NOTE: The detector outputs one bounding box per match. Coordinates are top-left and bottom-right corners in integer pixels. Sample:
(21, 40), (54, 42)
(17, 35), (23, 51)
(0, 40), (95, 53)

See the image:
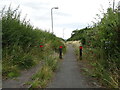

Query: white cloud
(1, 0), (120, 39)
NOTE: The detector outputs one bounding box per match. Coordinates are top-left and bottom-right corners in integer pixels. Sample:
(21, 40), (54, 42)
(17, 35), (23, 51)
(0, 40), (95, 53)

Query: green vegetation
(29, 55), (58, 88)
(1, 6), (66, 79)
(68, 7), (119, 88)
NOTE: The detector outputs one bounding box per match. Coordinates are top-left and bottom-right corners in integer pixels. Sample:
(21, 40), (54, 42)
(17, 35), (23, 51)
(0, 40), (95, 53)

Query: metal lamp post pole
(113, 0), (115, 11)
(51, 7), (58, 34)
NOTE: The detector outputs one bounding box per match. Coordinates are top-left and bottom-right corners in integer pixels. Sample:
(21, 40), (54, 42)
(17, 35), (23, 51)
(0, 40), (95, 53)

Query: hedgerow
(1, 6), (66, 79)
(68, 7), (119, 88)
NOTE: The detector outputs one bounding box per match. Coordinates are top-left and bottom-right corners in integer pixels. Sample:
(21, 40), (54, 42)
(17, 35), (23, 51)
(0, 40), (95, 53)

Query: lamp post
(63, 28), (65, 39)
(113, 0), (115, 11)
(51, 7), (58, 34)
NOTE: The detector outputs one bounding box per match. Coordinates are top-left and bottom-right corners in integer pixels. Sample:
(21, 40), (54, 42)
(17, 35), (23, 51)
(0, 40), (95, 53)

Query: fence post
(59, 46), (62, 59)
(79, 46), (82, 60)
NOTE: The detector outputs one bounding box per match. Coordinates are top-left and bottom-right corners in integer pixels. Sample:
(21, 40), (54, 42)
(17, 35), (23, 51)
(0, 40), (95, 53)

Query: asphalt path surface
(3, 44), (100, 88)
(47, 44), (97, 88)
(2, 62), (43, 88)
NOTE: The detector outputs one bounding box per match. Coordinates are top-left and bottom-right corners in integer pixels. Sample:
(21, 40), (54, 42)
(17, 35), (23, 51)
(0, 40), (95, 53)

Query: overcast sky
(0, 0), (120, 39)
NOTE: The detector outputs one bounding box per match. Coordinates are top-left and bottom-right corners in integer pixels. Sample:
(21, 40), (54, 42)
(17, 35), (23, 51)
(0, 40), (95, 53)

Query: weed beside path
(2, 6), (66, 88)
(70, 41), (119, 88)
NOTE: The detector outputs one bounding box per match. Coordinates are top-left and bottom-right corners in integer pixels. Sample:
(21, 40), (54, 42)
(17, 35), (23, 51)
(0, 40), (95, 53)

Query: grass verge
(26, 55), (59, 88)
(70, 41), (119, 88)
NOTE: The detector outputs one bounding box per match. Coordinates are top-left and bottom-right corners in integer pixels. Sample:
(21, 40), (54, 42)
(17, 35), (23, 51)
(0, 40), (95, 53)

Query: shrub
(1, 6), (66, 79)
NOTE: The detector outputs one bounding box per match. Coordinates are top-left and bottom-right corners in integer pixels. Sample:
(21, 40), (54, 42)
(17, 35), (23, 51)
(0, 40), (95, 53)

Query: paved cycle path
(2, 62), (43, 88)
(47, 44), (97, 88)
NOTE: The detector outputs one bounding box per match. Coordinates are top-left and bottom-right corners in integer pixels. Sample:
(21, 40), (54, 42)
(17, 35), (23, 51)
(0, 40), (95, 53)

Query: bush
(1, 6), (66, 79)
(67, 6), (119, 88)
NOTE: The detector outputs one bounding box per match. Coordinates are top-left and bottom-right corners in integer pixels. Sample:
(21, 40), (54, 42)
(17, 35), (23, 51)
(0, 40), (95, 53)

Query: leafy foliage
(1, 6), (66, 79)
(68, 8), (119, 88)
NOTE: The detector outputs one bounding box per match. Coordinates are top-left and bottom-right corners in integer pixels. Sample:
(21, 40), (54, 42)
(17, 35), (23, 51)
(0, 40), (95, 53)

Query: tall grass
(1, 6), (66, 79)
(30, 55), (59, 88)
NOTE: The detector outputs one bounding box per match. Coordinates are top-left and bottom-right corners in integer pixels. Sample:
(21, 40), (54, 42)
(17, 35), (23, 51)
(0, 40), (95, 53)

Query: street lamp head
(53, 7), (59, 9)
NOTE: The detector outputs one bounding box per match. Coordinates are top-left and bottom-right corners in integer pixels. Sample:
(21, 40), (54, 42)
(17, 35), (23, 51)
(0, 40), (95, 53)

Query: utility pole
(63, 28), (65, 39)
